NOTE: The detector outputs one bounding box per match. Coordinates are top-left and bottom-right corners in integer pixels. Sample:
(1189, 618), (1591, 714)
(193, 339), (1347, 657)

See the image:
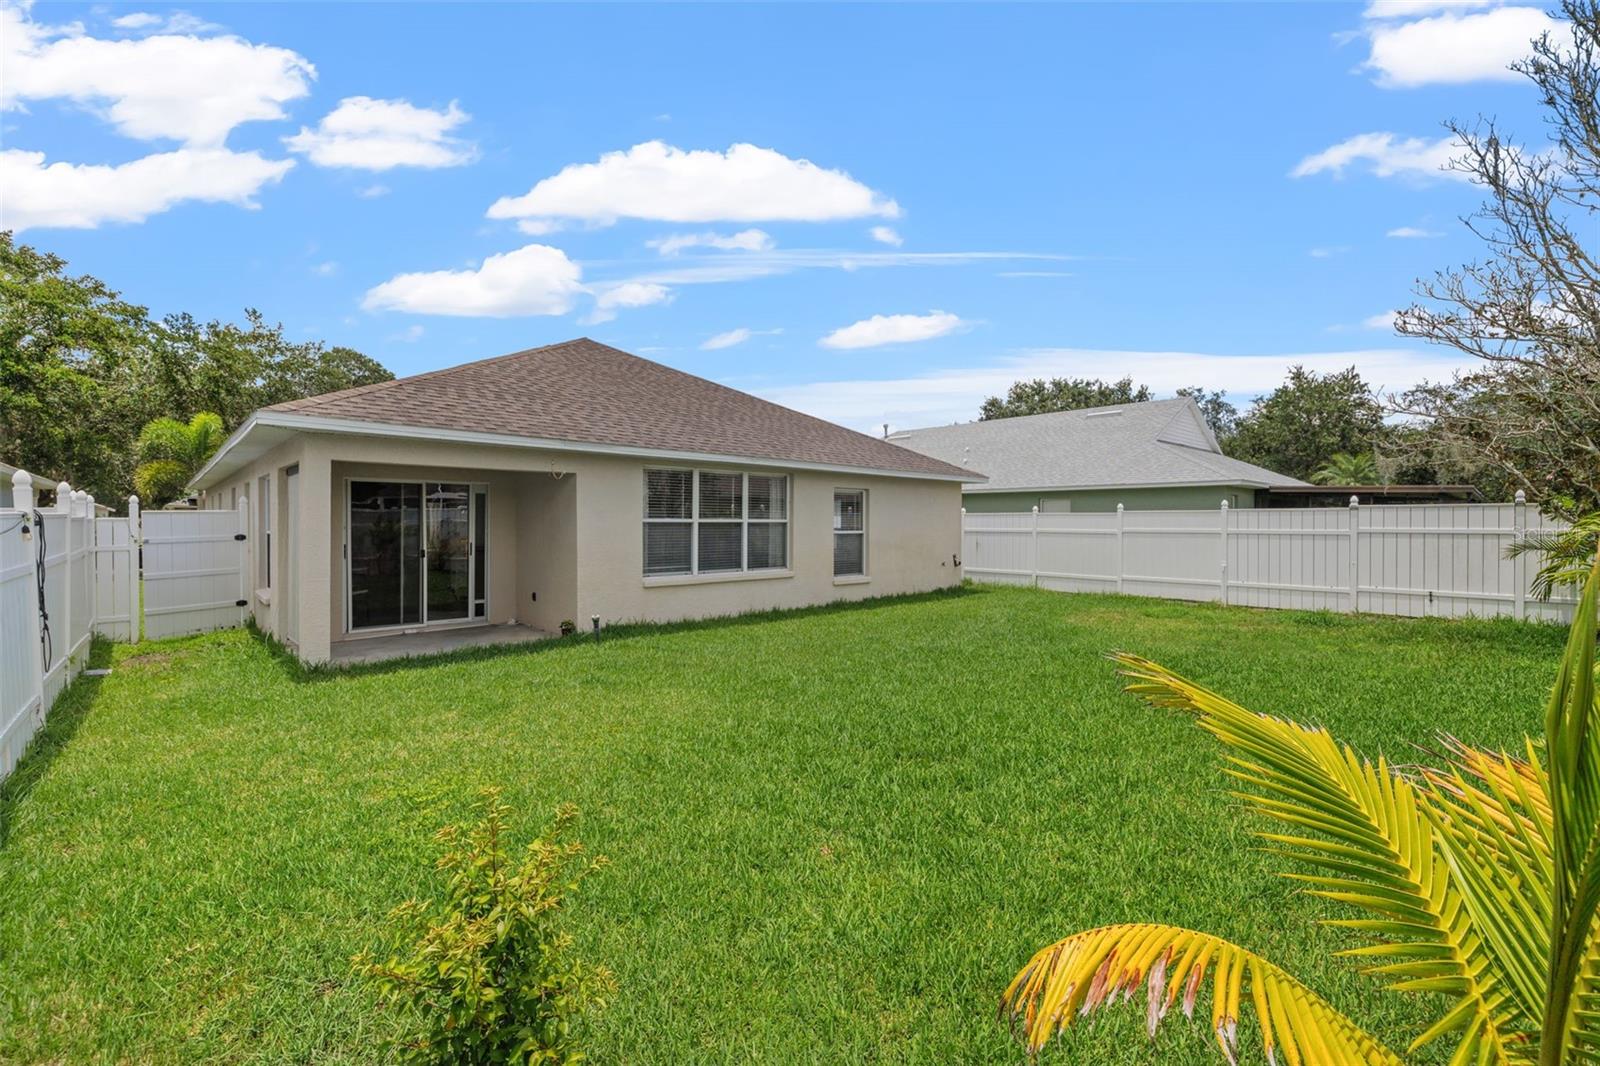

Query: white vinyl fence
(1, 468), (250, 784)
(963, 493), (1578, 623)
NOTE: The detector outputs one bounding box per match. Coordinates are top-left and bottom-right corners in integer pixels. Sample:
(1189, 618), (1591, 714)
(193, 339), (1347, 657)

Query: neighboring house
(889, 397), (1305, 513)
(0, 462), (15, 509)
(189, 338), (975, 664)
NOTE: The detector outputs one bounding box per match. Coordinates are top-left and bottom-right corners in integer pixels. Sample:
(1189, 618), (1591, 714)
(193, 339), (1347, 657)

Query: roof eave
(960, 478), (1284, 493)
(191, 411), (980, 489)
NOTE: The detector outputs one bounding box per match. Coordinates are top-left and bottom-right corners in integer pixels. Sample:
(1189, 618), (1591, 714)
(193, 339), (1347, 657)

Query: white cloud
(356, 183), (390, 199)
(516, 218), (565, 235)
(1, 6), (314, 146)
(362, 244), (585, 318)
(701, 327), (782, 351)
(999, 271), (1074, 278)
(1386, 225), (1442, 238)
(390, 324), (425, 342)
(869, 225), (903, 247)
(0, 147), (293, 230)
(1363, 6), (1565, 87)
(583, 281), (673, 323)
(486, 141), (900, 226)
(1308, 245), (1351, 259)
(602, 248), (1075, 290)
(1362, 0), (1491, 17)
(645, 228), (774, 256)
(1292, 132), (1463, 181)
(110, 12), (163, 29)
(284, 96), (476, 170)
(312, 260), (338, 276)
(1363, 311), (1399, 330)
(759, 347), (1476, 434)
(819, 311), (966, 351)
(111, 11), (219, 35)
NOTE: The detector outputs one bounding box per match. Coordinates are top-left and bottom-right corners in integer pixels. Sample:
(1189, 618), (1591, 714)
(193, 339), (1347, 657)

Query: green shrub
(355, 789), (613, 1064)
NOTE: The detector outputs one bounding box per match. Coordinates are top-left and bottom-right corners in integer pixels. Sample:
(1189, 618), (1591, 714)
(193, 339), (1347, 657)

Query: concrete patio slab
(330, 623), (554, 666)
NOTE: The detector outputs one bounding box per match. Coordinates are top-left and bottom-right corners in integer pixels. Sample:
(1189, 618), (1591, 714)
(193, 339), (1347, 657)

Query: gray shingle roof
(889, 398), (1307, 491)
(263, 338), (972, 479)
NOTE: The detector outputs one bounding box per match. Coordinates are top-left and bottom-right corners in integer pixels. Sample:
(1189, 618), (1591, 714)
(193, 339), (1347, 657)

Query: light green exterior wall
(962, 485), (1257, 513)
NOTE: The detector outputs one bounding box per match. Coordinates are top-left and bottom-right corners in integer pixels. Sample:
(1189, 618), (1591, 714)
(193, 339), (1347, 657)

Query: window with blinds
(643, 469), (789, 577)
(833, 490), (866, 576)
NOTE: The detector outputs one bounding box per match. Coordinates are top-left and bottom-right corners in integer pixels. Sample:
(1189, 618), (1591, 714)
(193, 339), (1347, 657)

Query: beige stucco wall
(200, 431), (964, 663)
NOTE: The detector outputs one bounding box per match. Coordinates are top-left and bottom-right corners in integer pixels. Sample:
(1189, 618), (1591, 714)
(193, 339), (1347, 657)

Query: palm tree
(1001, 557), (1600, 1064)
(1310, 451), (1380, 485)
(133, 411), (224, 506)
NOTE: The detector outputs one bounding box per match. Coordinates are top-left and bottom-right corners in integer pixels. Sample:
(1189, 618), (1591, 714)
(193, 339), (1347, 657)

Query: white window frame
(643, 468), (791, 579)
(833, 488), (868, 580)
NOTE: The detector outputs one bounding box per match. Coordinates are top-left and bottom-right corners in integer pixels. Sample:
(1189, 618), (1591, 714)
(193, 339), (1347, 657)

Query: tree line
(0, 233), (393, 504)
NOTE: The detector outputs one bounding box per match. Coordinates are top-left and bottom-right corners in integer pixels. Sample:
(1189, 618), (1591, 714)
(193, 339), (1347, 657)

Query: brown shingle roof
(264, 337), (971, 479)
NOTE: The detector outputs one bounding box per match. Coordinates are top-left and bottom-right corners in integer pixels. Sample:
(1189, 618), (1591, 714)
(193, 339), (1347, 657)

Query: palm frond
(1113, 653), (1531, 1058)
(1506, 515), (1599, 602)
(1538, 556), (1600, 1063)
(1000, 923), (1405, 1065)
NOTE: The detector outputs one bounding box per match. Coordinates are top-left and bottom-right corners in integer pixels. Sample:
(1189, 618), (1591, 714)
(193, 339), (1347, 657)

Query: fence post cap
(11, 468), (31, 489)
(1349, 495), (1360, 507)
(1220, 499), (1229, 510)
(1031, 505), (1039, 514)
(1515, 489), (1527, 503)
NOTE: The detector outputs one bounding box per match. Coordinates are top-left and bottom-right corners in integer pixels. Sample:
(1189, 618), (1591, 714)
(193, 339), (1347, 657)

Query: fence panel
(94, 515), (137, 641)
(0, 506), (41, 780)
(140, 508), (248, 639)
(964, 496), (1578, 623)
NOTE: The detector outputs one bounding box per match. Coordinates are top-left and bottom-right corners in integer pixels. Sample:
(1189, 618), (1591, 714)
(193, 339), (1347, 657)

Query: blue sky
(2, 1), (1563, 432)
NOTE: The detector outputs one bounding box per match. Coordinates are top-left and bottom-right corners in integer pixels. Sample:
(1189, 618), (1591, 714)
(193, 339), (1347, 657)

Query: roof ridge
(898, 396), (1190, 437)
(267, 337), (589, 414)
(576, 338), (940, 461)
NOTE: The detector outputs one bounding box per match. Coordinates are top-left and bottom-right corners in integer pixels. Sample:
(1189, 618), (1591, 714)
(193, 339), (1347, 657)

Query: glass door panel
(425, 482), (471, 622)
(472, 489), (487, 618)
(349, 481), (421, 629)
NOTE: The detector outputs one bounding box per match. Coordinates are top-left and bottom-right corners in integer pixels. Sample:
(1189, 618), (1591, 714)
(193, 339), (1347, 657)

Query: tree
(1, 233), (393, 502)
(133, 412), (225, 507)
(1175, 386), (1238, 440)
(1310, 451), (1379, 485)
(979, 376), (1152, 420)
(0, 232), (156, 501)
(1002, 557), (1600, 1064)
(1224, 366), (1387, 481)
(149, 309), (392, 429)
(1392, 0), (1600, 513)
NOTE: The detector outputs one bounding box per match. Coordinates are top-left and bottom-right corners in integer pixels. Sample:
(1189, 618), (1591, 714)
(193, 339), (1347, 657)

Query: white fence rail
(963, 493), (1578, 623)
(2, 468), (249, 785)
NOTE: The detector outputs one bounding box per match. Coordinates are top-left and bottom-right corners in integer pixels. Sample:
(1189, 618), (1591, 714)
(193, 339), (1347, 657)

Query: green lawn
(0, 585), (1569, 1064)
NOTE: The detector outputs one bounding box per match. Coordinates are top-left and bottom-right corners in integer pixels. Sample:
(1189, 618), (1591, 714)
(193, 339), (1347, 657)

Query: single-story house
(189, 338), (975, 664)
(888, 396), (1305, 512)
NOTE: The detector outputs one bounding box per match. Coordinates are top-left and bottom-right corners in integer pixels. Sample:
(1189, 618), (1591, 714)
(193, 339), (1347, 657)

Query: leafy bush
(355, 789), (613, 1064)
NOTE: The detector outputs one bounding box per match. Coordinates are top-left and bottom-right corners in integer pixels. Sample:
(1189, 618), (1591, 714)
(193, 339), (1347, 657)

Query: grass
(0, 585), (1570, 1064)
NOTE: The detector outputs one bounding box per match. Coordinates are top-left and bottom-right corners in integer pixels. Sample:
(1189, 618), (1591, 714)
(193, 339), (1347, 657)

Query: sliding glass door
(425, 483), (471, 622)
(347, 480), (484, 631)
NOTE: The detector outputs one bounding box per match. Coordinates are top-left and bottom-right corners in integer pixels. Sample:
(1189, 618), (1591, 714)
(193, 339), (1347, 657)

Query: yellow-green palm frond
(1000, 923), (1405, 1065)
(1538, 556), (1600, 1062)
(1112, 653), (1530, 1059)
